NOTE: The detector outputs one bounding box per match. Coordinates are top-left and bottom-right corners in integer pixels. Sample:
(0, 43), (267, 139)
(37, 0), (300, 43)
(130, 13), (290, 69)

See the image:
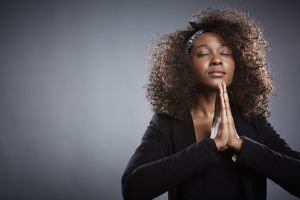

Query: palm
(211, 82), (240, 151)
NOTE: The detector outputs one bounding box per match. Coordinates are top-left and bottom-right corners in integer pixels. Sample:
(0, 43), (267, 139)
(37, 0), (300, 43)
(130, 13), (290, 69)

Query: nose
(210, 54), (222, 66)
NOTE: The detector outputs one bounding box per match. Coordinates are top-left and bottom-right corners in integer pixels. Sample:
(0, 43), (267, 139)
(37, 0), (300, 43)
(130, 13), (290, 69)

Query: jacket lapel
(171, 113), (196, 153)
(233, 112), (259, 141)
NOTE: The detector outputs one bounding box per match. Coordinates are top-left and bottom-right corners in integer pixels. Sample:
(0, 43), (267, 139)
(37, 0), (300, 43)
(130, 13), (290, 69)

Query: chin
(210, 78), (233, 87)
(209, 79), (224, 88)
(197, 79), (231, 91)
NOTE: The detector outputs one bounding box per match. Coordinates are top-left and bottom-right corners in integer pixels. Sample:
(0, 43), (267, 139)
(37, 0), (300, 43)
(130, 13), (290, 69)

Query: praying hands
(212, 82), (243, 152)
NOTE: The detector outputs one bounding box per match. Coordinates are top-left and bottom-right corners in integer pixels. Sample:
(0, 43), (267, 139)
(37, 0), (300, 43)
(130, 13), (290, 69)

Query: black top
(121, 112), (300, 200)
(181, 148), (243, 200)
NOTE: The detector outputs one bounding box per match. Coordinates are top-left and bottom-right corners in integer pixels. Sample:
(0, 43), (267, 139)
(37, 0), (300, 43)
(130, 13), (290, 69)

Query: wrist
(229, 137), (243, 152)
(213, 138), (221, 150)
(213, 138), (227, 151)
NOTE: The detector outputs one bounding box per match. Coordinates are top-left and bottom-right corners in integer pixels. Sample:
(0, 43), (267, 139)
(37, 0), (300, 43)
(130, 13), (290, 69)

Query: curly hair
(144, 8), (274, 121)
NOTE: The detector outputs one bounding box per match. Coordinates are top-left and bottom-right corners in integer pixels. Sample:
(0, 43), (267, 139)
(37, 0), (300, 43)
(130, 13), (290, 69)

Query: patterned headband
(185, 29), (205, 56)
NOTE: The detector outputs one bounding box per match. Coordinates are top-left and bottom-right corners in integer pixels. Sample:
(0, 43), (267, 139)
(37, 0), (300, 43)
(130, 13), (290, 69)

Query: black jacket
(121, 112), (300, 200)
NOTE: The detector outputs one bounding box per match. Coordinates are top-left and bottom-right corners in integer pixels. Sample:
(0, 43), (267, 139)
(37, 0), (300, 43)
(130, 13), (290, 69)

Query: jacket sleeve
(121, 113), (220, 200)
(235, 117), (300, 198)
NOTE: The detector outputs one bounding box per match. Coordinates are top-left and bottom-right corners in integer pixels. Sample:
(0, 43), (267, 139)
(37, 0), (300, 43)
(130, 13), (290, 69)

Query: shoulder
(250, 116), (272, 135)
(149, 112), (173, 133)
(141, 112), (174, 150)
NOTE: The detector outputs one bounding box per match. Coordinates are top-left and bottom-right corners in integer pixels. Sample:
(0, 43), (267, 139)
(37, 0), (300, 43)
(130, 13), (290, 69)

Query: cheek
(191, 59), (209, 72)
(230, 64), (235, 77)
(227, 59), (235, 75)
(226, 60), (235, 83)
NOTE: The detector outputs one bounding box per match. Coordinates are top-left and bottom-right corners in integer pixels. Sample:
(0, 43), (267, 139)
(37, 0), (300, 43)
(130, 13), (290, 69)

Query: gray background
(0, 0), (299, 199)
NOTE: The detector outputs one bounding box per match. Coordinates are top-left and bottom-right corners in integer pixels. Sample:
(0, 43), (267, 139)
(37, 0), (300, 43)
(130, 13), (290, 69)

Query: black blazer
(121, 111), (300, 200)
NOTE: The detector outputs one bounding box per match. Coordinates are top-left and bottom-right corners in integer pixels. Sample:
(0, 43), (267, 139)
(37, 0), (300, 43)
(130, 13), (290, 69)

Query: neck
(191, 90), (217, 120)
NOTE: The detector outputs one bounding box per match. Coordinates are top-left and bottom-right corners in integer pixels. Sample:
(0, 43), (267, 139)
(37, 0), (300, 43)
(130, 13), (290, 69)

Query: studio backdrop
(0, 0), (299, 199)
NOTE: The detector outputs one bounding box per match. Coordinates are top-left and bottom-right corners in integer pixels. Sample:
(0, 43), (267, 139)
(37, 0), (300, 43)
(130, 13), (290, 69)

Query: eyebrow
(195, 44), (228, 50)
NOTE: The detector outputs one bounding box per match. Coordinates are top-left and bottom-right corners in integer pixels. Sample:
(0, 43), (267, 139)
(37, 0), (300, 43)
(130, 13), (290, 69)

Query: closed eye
(220, 52), (232, 56)
(196, 53), (210, 57)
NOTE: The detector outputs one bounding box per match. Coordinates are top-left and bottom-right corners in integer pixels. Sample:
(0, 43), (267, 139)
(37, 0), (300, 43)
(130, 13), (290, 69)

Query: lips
(208, 69), (226, 74)
(208, 69), (226, 77)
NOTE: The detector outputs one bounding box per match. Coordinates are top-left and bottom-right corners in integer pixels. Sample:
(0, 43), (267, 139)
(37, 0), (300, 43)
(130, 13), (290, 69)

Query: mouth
(208, 70), (226, 77)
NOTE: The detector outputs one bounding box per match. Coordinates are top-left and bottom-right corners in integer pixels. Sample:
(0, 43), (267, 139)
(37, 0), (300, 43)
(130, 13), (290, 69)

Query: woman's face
(189, 32), (235, 91)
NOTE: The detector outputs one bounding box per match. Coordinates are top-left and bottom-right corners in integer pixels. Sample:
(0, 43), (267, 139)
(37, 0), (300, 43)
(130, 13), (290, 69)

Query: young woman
(121, 8), (300, 200)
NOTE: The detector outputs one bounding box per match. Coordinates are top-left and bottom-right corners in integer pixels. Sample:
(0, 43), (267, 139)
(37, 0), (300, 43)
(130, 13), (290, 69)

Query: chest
(192, 117), (212, 142)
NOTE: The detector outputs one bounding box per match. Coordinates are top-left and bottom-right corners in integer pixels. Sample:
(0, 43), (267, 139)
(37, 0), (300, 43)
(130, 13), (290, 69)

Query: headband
(185, 29), (205, 56)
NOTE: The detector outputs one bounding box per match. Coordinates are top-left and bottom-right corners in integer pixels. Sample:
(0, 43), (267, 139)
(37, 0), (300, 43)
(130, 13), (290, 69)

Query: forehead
(194, 32), (226, 47)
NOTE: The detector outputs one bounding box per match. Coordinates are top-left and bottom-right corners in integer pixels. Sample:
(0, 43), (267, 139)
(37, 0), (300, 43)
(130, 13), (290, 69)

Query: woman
(121, 8), (300, 200)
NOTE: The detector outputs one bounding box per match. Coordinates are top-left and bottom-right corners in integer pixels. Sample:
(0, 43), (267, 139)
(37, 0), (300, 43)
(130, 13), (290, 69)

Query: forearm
(235, 136), (300, 197)
(230, 137), (243, 152)
(122, 138), (220, 200)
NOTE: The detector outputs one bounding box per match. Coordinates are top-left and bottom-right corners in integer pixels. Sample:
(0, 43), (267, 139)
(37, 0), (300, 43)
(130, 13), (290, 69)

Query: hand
(213, 82), (243, 152)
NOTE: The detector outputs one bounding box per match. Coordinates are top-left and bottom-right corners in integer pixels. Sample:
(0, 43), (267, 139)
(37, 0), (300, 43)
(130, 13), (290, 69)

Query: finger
(223, 82), (237, 131)
(219, 82), (227, 127)
(222, 82), (233, 124)
(223, 82), (233, 117)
